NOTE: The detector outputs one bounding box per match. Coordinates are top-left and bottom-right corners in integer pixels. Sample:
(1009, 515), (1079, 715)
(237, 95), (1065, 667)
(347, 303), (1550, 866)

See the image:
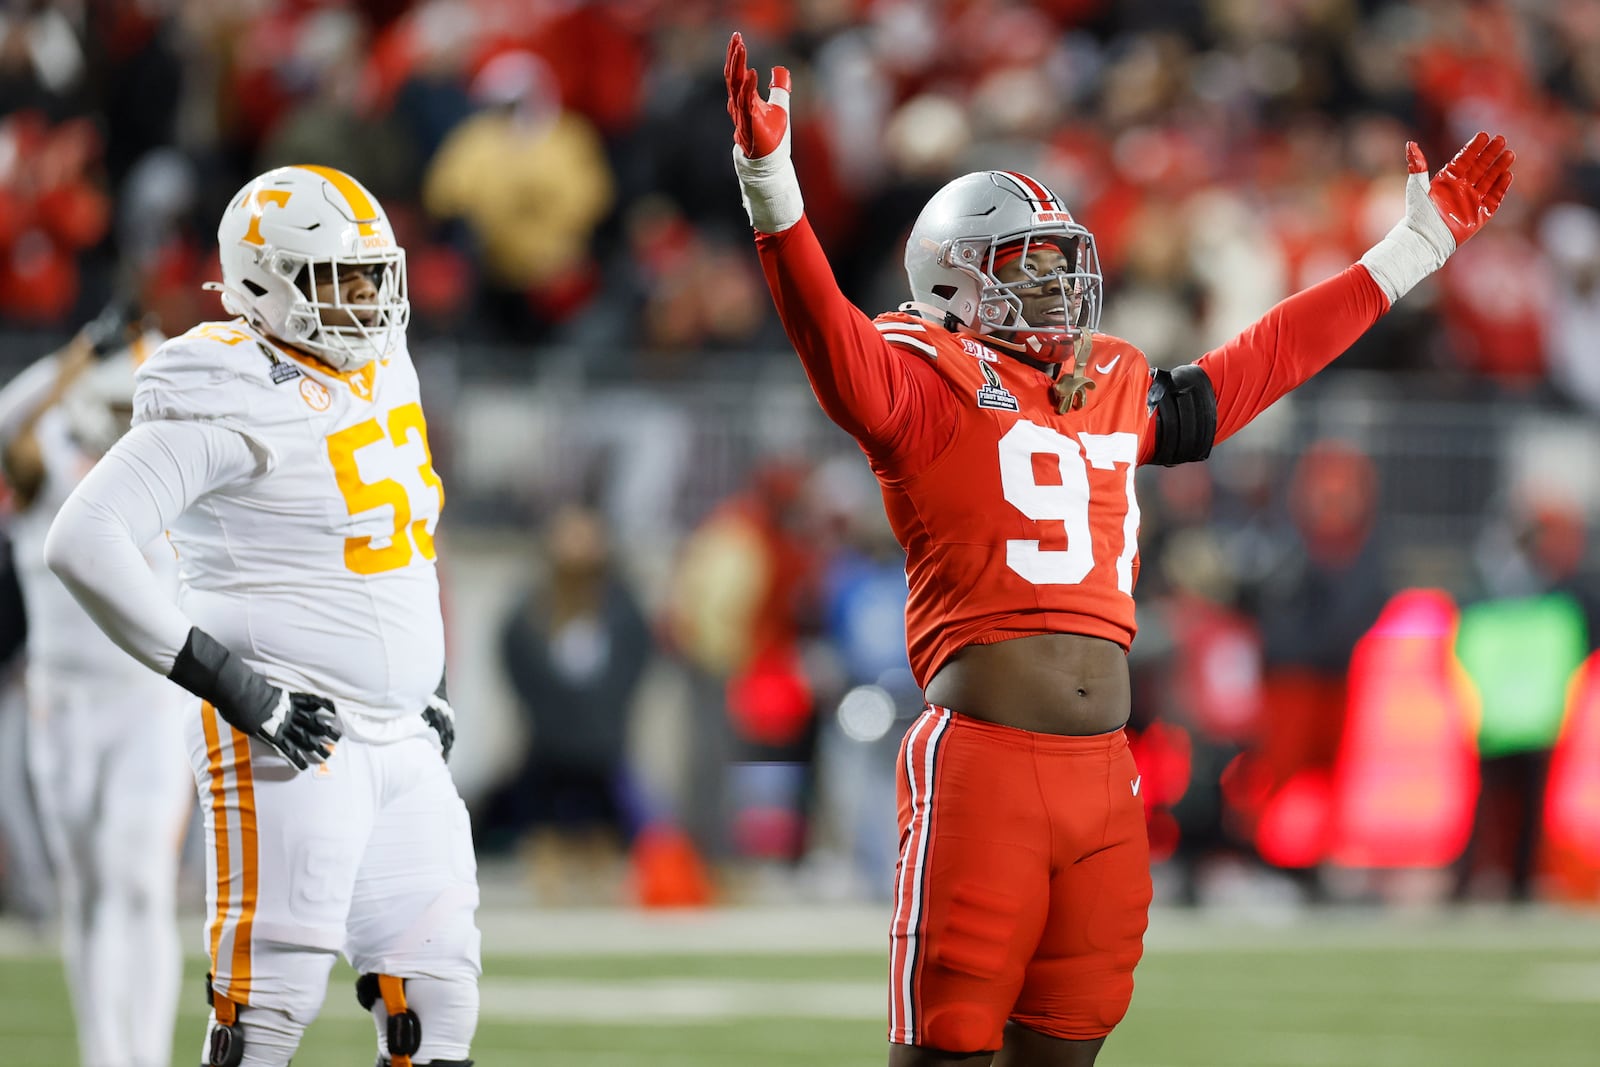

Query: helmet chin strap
(980, 327), (1097, 413)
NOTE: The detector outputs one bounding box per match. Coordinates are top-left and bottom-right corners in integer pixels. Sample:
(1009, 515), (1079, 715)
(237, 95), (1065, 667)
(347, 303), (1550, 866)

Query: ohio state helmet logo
(995, 171), (1069, 216)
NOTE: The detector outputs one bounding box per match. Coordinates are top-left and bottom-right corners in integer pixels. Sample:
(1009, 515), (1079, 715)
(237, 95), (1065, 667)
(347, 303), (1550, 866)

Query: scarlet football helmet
(904, 171), (1101, 361)
(209, 165), (408, 370)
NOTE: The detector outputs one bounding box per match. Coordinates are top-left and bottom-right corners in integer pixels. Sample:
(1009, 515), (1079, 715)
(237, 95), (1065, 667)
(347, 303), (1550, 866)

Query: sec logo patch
(300, 377), (331, 411)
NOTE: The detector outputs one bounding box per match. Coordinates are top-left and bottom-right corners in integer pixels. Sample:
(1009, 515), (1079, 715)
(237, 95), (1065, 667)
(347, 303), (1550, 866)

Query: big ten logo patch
(960, 337), (999, 363)
(300, 377), (332, 411)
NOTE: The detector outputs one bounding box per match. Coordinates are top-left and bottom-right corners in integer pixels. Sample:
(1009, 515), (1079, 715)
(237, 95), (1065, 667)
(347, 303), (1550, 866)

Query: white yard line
(1526, 962), (1600, 1002)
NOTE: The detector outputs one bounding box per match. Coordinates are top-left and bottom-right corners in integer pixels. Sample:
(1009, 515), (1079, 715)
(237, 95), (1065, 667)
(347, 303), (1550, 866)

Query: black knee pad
(206, 1024), (244, 1067)
(204, 973), (245, 1067)
(355, 970), (380, 1011)
(357, 973), (423, 1061)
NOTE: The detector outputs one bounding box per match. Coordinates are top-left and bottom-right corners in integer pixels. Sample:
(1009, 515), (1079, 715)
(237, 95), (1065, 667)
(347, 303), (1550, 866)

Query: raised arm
(0, 343), (86, 507)
(0, 300), (159, 505)
(1142, 134), (1514, 465)
(727, 32), (955, 466)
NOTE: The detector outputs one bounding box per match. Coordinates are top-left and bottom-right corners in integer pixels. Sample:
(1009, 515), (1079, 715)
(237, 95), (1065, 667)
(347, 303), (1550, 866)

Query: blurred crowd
(3, 0), (1600, 912)
(465, 416), (1600, 907)
(0, 0), (1598, 393)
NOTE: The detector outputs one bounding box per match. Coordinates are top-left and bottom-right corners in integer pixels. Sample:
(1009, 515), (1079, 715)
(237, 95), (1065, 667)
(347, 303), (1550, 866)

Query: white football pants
(26, 668), (192, 1067)
(187, 701), (481, 1066)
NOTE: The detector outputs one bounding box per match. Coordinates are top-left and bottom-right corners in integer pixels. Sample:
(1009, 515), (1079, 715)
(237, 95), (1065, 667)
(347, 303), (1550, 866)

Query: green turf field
(5, 906), (1598, 1066)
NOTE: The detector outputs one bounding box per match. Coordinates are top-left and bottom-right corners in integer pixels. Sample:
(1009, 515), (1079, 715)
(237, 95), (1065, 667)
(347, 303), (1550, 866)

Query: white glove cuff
(1358, 171), (1457, 305)
(732, 137), (804, 235)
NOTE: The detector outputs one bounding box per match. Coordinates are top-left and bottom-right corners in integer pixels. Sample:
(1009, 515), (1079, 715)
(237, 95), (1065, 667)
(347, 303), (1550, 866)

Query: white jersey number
(327, 402), (445, 575)
(997, 420), (1139, 592)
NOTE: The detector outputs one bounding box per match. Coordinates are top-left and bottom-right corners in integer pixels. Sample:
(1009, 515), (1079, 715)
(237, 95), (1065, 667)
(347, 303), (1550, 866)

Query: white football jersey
(134, 318), (446, 740)
(11, 407), (179, 678)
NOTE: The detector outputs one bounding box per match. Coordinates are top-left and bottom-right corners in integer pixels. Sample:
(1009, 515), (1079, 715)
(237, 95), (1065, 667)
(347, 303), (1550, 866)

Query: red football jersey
(869, 313), (1151, 684)
(753, 217), (1390, 689)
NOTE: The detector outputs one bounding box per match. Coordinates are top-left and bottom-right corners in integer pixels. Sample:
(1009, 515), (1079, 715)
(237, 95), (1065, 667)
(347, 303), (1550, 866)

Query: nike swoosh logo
(1095, 354), (1121, 374)
(1131, 775), (1141, 796)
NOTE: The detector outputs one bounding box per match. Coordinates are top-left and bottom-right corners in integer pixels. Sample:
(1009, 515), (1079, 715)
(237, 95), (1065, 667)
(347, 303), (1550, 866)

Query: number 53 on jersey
(326, 401), (444, 575)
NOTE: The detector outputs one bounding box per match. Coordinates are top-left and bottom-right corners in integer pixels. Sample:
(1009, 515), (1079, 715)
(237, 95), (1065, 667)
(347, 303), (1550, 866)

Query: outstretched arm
(1141, 134), (1515, 464)
(1193, 264), (1391, 449)
(727, 32), (955, 466)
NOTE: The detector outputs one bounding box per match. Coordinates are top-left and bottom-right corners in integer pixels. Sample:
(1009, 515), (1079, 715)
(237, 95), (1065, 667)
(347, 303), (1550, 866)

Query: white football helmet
(208, 165), (408, 370)
(904, 171), (1101, 361)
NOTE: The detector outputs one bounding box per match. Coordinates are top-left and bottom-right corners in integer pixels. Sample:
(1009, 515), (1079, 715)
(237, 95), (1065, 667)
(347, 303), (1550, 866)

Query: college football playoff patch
(977, 361), (1020, 412)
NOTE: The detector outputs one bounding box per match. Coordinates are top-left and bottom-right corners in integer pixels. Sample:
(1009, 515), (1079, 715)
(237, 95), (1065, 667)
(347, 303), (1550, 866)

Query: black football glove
(250, 690), (342, 769)
(169, 628), (341, 770)
(422, 672), (455, 761)
(81, 297), (143, 359)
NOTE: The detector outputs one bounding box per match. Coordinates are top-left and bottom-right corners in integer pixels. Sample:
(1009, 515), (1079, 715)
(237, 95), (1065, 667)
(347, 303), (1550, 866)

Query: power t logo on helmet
(208, 165), (410, 371)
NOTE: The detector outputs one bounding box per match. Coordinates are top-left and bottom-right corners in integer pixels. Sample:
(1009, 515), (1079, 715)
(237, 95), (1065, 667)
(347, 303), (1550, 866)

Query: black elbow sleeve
(1147, 364), (1218, 467)
(168, 626), (275, 728)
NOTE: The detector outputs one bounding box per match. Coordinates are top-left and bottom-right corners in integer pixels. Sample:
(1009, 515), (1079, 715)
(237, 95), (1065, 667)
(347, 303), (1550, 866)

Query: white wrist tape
(1358, 169), (1456, 304)
(731, 103), (803, 235)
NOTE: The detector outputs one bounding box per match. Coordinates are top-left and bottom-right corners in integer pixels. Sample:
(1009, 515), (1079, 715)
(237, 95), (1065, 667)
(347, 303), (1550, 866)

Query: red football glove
(1362, 131), (1515, 304)
(1410, 132), (1515, 250)
(725, 31), (791, 160)
(724, 31), (803, 233)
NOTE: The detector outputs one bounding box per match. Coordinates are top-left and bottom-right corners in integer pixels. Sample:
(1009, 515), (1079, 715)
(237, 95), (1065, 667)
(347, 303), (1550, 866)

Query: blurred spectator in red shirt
(1437, 214), (1552, 389)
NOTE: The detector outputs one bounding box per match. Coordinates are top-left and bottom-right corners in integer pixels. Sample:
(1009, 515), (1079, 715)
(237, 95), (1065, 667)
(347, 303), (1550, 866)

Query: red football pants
(888, 706), (1151, 1053)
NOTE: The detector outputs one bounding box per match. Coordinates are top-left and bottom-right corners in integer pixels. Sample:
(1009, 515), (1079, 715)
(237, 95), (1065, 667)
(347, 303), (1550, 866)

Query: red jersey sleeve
(1196, 264), (1391, 446)
(754, 218), (957, 469)
(1137, 263), (1392, 463)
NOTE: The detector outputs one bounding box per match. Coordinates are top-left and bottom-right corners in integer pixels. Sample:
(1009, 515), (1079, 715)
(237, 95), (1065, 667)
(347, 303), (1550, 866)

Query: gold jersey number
(326, 402), (445, 575)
